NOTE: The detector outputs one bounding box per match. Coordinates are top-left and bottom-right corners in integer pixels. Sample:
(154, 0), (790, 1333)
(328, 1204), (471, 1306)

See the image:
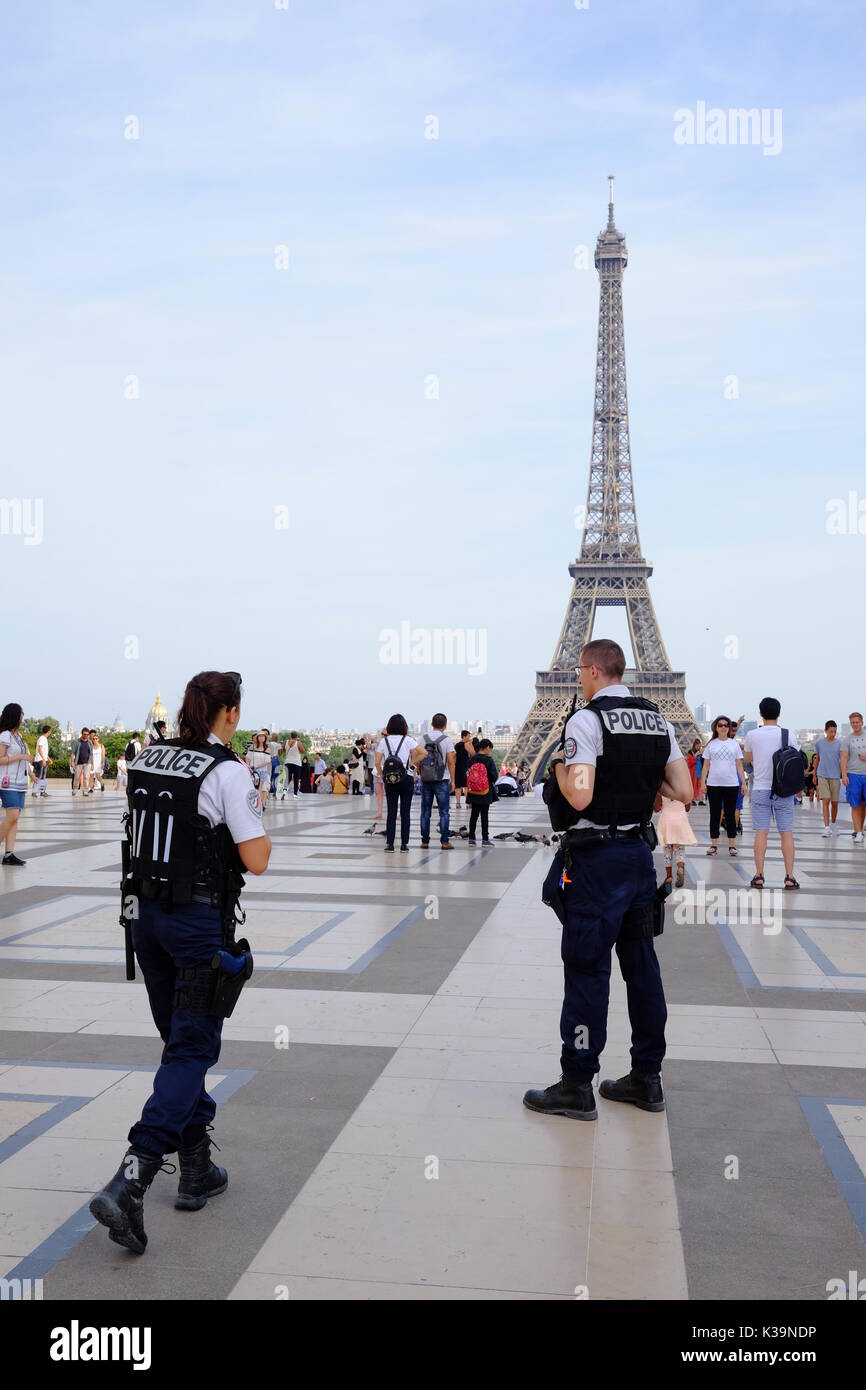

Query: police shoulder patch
(564, 737), (577, 759)
(248, 789), (262, 816)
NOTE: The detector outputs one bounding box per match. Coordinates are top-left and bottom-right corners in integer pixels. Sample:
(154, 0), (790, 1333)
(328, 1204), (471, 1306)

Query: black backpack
(771, 729), (806, 798)
(124, 739), (138, 762)
(382, 736), (408, 787)
(419, 733), (447, 783)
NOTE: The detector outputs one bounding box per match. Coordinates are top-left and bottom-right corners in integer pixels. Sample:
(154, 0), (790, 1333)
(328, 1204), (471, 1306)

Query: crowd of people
(656, 703), (866, 891)
(2, 696), (865, 878)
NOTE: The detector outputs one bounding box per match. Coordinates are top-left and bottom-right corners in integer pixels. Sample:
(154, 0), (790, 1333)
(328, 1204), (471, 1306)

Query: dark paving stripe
(40, 1040), (394, 1301)
(664, 1059), (866, 1299)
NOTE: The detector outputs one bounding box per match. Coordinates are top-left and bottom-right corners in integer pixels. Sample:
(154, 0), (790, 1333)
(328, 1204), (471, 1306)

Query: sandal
(729, 846), (738, 857)
(750, 874), (765, 889)
(784, 875), (800, 890)
(706, 846), (717, 856)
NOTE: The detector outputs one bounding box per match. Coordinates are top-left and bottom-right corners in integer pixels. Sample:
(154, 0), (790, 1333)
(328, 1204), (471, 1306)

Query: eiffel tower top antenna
(608, 174), (615, 226)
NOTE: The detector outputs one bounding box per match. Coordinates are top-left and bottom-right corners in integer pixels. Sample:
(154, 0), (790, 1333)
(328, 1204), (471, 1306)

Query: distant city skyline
(3, 1), (864, 729)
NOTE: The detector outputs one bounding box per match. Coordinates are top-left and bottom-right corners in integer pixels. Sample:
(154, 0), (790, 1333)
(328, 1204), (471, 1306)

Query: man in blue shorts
(743, 697), (799, 890)
(841, 712), (866, 844)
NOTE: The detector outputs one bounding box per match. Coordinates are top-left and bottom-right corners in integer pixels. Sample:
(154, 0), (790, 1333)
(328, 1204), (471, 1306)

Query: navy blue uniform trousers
(129, 900), (224, 1157)
(557, 838), (667, 1082)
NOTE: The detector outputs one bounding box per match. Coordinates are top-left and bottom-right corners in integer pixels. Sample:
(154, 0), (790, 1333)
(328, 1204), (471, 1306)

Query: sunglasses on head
(224, 672), (242, 704)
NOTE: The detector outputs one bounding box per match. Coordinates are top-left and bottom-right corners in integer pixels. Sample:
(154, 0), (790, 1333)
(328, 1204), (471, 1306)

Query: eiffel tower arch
(509, 181), (700, 781)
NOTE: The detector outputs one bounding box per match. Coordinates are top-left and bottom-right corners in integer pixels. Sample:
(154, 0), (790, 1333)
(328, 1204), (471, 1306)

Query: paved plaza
(1, 789), (865, 1301)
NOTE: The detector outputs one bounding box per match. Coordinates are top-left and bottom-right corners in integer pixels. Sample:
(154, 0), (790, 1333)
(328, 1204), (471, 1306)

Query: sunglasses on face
(224, 672), (242, 704)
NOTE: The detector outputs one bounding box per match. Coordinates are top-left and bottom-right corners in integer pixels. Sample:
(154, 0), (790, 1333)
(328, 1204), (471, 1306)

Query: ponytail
(177, 671), (240, 747)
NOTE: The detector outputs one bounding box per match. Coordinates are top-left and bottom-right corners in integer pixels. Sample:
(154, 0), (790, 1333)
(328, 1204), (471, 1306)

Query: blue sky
(2, 0), (864, 733)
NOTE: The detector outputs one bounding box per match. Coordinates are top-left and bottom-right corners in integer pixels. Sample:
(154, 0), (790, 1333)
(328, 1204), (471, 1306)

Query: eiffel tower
(509, 180), (700, 780)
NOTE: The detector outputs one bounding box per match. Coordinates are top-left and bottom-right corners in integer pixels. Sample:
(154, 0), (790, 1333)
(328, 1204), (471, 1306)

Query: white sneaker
(821, 826), (831, 837)
(855, 832), (864, 843)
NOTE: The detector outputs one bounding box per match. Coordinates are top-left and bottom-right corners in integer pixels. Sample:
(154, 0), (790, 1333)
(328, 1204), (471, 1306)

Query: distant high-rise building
(695, 702), (710, 725)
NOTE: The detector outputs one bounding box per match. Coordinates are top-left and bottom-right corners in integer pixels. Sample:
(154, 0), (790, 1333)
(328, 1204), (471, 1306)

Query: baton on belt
(120, 836), (136, 981)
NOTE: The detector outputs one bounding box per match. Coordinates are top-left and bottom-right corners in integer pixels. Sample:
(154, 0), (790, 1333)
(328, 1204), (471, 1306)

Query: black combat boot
(175, 1132), (228, 1212)
(89, 1148), (168, 1254)
(523, 1075), (597, 1121)
(599, 1068), (665, 1113)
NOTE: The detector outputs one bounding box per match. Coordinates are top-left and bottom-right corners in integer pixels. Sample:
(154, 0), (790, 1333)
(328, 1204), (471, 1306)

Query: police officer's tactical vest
(580, 695), (670, 832)
(124, 739), (246, 911)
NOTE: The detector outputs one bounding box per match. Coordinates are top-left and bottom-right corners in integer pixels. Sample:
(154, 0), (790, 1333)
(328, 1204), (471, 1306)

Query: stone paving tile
(3, 793), (866, 1302)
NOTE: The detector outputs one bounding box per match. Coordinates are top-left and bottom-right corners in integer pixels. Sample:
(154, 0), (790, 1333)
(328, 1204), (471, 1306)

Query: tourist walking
(686, 738), (704, 804)
(454, 731), (473, 812)
(90, 732), (107, 792)
(414, 714), (455, 849)
(841, 712), (866, 842)
(699, 716), (745, 858)
(804, 752), (819, 807)
(466, 739), (498, 846)
(375, 716), (417, 852)
(115, 753), (128, 793)
(348, 737), (367, 795)
(656, 792), (696, 889)
(0, 703), (32, 865)
(283, 732), (304, 798)
(33, 724), (52, 796)
(70, 727), (93, 796)
(743, 698), (803, 889)
(371, 729), (385, 819)
(246, 732), (273, 811)
(816, 720), (842, 836)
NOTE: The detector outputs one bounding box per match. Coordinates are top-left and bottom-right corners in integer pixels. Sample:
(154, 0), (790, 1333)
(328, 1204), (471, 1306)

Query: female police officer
(89, 670), (271, 1254)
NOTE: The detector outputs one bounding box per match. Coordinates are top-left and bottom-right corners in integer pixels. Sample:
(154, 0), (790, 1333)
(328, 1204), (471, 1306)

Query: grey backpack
(419, 733), (447, 783)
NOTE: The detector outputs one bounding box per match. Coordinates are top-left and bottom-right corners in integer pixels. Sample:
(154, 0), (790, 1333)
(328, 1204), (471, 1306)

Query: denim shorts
(846, 774), (866, 808)
(751, 788), (795, 831)
(0, 789), (26, 809)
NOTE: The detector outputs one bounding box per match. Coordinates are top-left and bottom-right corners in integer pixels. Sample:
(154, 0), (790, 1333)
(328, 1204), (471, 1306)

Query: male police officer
(524, 639), (692, 1120)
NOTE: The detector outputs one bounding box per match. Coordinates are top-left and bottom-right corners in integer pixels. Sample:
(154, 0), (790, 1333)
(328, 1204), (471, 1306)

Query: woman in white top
(282, 732), (304, 799)
(90, 734), (106, 792)
(699, 715), (746, 857)
(0, 702), (33, 865)
(374, 714), (418, 852)
(246, 731), (273, 811)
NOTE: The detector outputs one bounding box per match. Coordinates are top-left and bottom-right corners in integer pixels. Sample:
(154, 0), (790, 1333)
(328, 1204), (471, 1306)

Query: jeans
(420, 778), (451, 843)
(129, 900), (224, 1156)
(385, 777), (414, 848)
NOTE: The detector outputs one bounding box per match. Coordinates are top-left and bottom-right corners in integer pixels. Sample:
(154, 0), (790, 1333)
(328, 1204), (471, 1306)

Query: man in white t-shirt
(743, 697), (799, 889)
(411, 713), (456, 848)
(34, 724), (52, 796)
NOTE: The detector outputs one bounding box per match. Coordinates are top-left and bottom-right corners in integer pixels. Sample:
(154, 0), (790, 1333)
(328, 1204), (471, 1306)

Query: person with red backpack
(466, 739), (498, 846)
